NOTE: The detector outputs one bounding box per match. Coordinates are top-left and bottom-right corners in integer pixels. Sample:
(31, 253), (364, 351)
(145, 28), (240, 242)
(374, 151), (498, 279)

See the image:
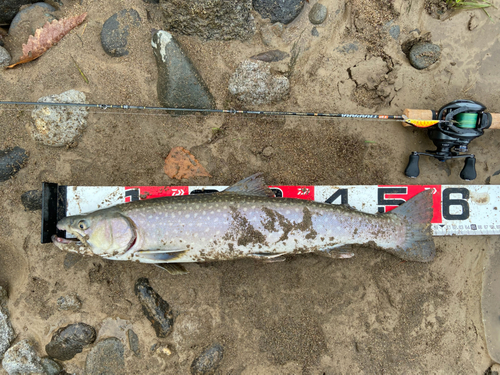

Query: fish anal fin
(155, 263), (188, 275)
(222, 173), (275, 197)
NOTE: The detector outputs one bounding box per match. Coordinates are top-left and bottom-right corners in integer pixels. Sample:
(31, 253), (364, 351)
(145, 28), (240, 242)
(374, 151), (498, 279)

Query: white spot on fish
(286, 210), (290, 215)
(185, 214), (190, 218)
(216, 230), (220, 235)
(148, 215), (153, 219)
(194, 213), (198, 218)
(205, 228), (210, 232)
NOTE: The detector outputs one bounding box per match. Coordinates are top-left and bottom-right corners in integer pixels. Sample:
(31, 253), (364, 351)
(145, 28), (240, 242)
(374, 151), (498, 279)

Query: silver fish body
(53, 174), (435, 270)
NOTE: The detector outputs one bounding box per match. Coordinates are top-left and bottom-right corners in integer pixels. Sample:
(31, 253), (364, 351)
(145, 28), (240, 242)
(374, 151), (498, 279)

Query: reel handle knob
(460, 157), (476, 181)
(405, 153), (420, 178)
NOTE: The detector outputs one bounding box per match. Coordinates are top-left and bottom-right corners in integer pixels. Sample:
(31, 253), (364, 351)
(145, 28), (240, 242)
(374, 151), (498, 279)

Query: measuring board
(41, 183), (500, 243)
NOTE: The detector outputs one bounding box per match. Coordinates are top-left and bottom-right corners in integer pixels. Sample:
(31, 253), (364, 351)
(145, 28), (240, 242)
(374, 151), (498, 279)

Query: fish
(52, 173), (436, 274)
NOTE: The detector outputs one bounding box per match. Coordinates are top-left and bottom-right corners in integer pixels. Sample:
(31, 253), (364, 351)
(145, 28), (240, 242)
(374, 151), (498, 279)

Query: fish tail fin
(387, 190), (436, 262)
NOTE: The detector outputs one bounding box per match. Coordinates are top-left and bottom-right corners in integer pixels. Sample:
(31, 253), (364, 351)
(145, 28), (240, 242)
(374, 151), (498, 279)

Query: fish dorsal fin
(222, 173), (275, 197)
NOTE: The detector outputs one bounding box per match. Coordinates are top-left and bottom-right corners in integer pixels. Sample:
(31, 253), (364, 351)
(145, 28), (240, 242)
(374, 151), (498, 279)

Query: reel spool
(405, 100), (492, 181)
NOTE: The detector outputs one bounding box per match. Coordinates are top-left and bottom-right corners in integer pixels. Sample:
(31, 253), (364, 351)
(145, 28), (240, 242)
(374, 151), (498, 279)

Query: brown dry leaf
(6, 13), (87, 69)
(164, 147), (212, 180)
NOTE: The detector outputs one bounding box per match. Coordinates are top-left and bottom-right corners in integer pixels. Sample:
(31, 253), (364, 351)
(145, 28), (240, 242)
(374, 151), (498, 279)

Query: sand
(0, 0), (500, 373)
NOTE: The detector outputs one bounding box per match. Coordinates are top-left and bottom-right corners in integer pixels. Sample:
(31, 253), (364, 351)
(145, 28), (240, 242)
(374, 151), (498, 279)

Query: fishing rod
(0, 99), (405, 121)
(1, 99), (500, 180)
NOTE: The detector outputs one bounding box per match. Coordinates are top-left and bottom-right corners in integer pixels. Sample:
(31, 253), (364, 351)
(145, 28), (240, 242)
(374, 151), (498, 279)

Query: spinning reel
(404, 100), (493, 181)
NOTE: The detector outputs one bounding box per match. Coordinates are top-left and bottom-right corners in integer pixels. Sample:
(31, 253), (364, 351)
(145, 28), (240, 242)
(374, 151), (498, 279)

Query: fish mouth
(51, 234), (93, 256)
(52, 235), (80, 245)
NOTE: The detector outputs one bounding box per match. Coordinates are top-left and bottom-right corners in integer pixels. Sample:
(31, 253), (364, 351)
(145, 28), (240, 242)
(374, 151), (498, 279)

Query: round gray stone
(101, 9), (141, 57)
(30, 90), (88, 147)
(228, 60), (290, 105)
(0, 46), (11, 67)
(2, 340), (45, 375)
(41, 357), (63, 375)
(57, 293), (82, 311)
(253, 0), (305, 25)
(8, 2), (55, 34)
(0, 0), (39, 24)
(0, 286), (15, 361)
(85, 338), (125, 375)
(409, 42), (441, 70)
(309, 3), (327, 25)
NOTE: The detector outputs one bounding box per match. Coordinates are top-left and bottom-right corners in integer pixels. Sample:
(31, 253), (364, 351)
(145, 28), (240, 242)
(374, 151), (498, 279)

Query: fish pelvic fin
(320, 246), (356, 259)
(389, 189), (436, 262)
(155, 263), (188, 275)
(222, 173), (275, 197)
(135, 249), (189, 262)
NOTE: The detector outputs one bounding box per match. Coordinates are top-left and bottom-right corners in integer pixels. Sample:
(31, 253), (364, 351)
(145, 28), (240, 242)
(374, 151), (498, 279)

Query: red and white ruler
(52, 184), (500, 237)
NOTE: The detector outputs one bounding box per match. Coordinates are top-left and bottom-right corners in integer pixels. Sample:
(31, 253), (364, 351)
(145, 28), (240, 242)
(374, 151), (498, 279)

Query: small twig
(71, 55), (89, 84)
(80, 23), (87, 37)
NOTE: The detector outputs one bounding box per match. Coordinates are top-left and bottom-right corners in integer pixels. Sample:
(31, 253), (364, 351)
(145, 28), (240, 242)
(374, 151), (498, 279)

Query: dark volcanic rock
(21, 190), (42, 211)
(45, 323), (96, 361)
(409, 42), (441, 70)
(160, 0), (255, 41)
(127, 329), (140, 357)
(85, 338), (125, 375)
(134, 278), (174, 338)
(191, 343), (224, 375)
(0, 146), (28, 182)
(101, 9), (141, 57)
(0, 0), (39, 25)
(253, 0), (305, 25)
(151, 30), (215, 112)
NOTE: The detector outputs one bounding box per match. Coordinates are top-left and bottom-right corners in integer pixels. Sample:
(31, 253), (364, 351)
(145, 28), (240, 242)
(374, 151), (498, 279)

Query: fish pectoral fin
(320, 245), (355, 259)
(154, 263), (188, 275)
(135, 249), (189, 262)
(250, 252), (286, 263)
(221, 173), (275, 197)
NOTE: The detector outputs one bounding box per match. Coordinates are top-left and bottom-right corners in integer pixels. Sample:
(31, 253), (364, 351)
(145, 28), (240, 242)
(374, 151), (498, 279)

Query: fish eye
(78, 220), (89, 230)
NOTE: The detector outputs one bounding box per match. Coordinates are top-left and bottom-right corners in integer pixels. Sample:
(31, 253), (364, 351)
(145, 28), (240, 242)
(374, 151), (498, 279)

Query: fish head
(52, 211), (136, 257)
